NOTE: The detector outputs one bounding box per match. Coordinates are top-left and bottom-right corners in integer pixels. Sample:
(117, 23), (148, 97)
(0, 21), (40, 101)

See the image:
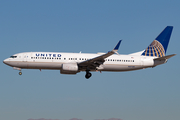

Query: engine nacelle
(60, 63), (79, 74)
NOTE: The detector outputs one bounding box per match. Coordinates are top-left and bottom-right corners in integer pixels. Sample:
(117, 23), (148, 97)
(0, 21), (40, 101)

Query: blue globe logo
(143, 40), (165, 57)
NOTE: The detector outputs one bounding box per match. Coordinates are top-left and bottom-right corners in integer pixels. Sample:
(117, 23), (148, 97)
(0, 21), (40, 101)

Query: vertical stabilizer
(141, 26), (173, 57)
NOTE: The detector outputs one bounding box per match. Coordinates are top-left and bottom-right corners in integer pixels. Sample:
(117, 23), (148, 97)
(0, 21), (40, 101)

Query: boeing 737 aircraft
(3, 26), (176, 79)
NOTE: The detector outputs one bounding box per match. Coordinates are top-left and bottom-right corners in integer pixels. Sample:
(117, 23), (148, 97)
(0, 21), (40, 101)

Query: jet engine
(60, 63), (79, 74)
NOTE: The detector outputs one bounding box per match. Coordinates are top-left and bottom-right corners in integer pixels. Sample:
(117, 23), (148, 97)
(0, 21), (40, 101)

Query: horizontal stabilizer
(154, 54), (176, 61)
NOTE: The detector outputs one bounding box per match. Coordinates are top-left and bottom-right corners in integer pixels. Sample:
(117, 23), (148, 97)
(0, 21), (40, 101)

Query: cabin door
(23, 54), (27, 62)
(140, 58), (144, 66)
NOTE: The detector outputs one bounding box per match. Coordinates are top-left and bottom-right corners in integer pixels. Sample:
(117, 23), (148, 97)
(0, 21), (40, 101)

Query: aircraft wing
(78, 40), (121, 70)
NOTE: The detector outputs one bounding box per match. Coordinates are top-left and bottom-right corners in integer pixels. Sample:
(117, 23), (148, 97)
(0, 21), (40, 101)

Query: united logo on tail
(142, 26), (173, 57)
(142, 40), (165, 57)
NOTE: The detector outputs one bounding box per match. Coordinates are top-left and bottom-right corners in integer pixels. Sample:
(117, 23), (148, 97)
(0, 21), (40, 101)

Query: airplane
(3, 26), (176, 79)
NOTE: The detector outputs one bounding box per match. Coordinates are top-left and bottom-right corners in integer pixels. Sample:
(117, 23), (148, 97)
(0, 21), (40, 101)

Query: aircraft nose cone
(3, 59), (9, 65)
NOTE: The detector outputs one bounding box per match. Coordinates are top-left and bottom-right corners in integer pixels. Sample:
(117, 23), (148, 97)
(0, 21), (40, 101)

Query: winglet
(113, 40), (122, 51)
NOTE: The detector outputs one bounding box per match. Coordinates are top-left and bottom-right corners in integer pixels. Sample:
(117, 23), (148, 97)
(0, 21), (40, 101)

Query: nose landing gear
(85, 70), (92, 79)
(19, 71), (22, 75)
(13, 67), (22, 75)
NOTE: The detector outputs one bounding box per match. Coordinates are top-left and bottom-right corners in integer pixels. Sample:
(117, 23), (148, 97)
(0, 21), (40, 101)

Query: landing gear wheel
(19, 72), (22, 75)
(85, 71), (92, 79)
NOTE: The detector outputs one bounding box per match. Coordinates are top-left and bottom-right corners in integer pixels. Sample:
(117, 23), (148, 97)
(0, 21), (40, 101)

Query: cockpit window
(10, 56), (17, 58)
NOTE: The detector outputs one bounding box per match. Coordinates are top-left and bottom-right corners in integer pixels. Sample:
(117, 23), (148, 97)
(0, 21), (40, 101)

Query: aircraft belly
(27, 62), (62, 69)
(7, 61), (62, 70)
(102, 64), (143, 71)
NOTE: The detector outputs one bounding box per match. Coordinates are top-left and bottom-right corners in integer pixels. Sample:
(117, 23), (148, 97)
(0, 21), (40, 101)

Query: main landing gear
(85, 70), (92, 79)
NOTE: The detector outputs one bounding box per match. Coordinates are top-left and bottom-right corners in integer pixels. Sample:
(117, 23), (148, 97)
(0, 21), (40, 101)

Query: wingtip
(113, 40), (122, 50)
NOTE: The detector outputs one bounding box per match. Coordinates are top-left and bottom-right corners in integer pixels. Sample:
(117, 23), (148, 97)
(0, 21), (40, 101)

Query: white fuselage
(3, 52), (158, 72)
(3, 26), (174, 79)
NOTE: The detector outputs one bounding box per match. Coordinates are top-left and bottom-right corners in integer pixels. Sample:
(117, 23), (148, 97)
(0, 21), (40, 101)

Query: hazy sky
(0, 1), (180, 120)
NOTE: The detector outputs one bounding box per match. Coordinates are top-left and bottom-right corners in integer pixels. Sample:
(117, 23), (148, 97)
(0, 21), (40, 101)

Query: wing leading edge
(78, 40), (122, 70)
